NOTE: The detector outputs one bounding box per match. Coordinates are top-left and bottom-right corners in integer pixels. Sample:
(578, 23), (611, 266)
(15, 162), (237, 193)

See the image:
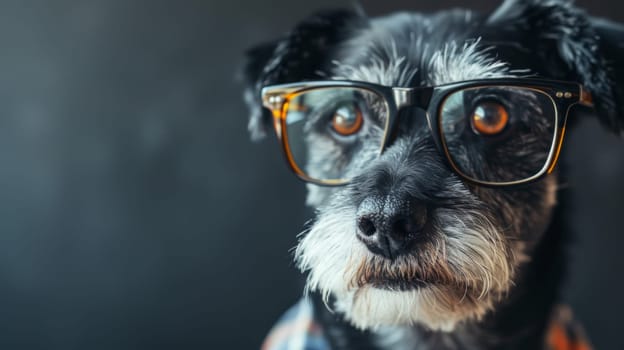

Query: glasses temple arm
(579, 86), (594, 107)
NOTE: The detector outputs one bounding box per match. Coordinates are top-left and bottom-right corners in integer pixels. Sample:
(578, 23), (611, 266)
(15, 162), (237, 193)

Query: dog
(242, 1), (623, 349)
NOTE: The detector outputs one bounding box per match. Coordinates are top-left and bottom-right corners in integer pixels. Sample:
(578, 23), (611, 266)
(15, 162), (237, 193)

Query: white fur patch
(332, 38), (418, 86)
(295, 199), (514, 331)
(332, 36), (529, 89)
(427, 39), (525, 85)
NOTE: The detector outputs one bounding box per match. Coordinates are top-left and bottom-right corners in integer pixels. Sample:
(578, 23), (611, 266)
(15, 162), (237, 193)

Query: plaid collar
(261, 298), (329, 350)
(262, 299), (592, 350)
(546, 305), (593, 350)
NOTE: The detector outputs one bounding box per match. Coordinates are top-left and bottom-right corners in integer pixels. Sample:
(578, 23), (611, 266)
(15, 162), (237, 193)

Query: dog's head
(243, 0), (624, 331)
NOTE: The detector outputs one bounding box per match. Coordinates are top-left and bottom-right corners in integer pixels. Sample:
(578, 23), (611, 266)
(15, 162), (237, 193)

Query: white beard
(295, 202), (517, 332)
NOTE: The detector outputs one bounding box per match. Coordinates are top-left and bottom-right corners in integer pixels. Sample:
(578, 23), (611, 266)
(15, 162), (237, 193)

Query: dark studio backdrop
(0, 0), (622, 349)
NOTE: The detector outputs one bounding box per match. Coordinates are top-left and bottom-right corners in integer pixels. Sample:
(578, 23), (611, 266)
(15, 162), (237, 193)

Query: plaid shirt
(261, 299), (329, 350)
(261, 299), (592, 350)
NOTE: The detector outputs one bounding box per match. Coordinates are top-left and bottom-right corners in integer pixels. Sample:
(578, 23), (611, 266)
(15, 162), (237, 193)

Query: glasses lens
(282, 87), (387, 183)
(440, 86), (557, 183)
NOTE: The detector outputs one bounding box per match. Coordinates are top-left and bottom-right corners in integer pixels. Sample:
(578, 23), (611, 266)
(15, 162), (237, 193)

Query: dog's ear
(487, 0), (624, 134)
(589, 17), (624, 134)
(242, 40), (280, 141)
(241, 9), (364, 140)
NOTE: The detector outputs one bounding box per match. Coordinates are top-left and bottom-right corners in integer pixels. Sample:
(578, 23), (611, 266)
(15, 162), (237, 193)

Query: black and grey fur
(243, 1), (624, 349)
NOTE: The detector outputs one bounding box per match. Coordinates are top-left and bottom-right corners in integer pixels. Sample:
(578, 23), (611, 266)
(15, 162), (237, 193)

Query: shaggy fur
(243, 1), (624, 349)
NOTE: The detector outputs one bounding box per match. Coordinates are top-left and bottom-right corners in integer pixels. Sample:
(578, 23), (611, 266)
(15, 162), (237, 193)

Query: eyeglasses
(261, 79), (593, 187)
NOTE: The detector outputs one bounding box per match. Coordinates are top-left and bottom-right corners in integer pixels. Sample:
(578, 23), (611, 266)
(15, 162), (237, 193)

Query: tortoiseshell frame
(261, 78), (594, 187)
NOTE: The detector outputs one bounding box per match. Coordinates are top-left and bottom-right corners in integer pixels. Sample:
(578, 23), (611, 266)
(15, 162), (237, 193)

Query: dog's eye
(330, 104), (363, 136)
(470, 101), (509, 135)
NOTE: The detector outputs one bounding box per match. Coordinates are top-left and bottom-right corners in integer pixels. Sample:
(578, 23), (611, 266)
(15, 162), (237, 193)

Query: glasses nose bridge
(391, 87), (433, 110)
(379, 87), (433, 154)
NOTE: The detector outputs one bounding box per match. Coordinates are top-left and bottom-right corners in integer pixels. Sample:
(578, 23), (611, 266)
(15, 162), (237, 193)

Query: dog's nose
(356, 196), (427, 259)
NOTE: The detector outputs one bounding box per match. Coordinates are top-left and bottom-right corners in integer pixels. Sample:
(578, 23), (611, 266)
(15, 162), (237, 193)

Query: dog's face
(243, 0), (624, 332)
(290, 16), (558, 332)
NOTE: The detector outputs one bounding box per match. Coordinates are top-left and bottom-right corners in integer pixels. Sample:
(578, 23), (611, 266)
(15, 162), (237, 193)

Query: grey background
(0, 0), (622, 349)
